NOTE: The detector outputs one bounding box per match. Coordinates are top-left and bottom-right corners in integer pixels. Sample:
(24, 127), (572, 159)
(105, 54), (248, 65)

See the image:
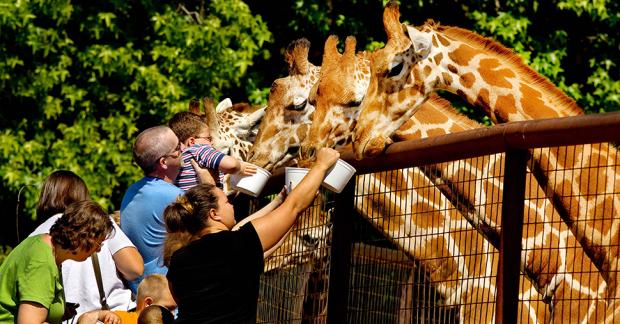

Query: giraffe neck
(425, 26), (584, 122)
(419, 26), (620, 292)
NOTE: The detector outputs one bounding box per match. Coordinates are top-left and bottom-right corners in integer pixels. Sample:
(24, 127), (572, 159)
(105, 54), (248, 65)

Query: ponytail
(163, 184), (219, 265)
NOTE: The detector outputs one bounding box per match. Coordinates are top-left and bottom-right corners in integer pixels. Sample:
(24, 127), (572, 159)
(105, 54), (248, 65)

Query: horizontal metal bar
(261, 111), (620, 192)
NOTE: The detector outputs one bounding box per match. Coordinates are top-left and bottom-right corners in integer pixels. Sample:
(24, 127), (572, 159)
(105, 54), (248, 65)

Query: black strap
(91, 253), (110, 310)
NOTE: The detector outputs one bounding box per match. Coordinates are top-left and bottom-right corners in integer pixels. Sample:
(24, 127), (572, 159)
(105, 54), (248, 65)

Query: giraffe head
(298, 35), (371, 163)
(264, 201), (333, 271)
(352, 2), (434, 159)
(191, 97), (265, 161)
(247, 38), (320, 171)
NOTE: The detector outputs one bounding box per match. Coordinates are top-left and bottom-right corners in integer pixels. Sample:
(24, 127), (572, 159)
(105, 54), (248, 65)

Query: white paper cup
(322, 159), (356, 193)
(231, 166), (271, 197)
(285, 167), (309, 193)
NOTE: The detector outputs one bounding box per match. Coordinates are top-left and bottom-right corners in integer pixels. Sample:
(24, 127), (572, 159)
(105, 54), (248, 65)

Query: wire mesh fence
(250, 113), (620, 323)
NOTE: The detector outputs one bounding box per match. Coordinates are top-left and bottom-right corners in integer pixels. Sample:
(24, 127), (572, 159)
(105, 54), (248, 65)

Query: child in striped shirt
(168, 112), (256, 191)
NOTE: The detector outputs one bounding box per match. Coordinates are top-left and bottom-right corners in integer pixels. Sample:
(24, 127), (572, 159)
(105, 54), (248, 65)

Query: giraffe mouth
(358, 135), (389, 159)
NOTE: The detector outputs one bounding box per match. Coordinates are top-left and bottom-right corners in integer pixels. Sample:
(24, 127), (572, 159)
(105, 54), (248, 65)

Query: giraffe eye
(347, 99), (362, 107)
(288, 98), (307, 111)
(387, 62), (404, 78)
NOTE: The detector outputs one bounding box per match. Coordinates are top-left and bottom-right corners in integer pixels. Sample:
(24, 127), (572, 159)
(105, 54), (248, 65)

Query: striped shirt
(174, 144), (226, 191)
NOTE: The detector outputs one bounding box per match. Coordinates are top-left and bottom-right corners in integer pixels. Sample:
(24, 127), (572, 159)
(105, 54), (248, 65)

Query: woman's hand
(314, 148), (340, 171)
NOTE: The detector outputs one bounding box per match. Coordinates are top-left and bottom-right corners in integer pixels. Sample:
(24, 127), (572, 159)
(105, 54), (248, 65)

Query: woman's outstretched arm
(251, 148), (339, 251)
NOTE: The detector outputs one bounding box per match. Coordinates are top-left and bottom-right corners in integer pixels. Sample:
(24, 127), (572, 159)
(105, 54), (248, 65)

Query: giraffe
(190, 97), (265, 162)
(251, 36), (552, 322)
(299, 33), (610, 322)
(247, 38), (320, 171)
(351, 2), (617, 320)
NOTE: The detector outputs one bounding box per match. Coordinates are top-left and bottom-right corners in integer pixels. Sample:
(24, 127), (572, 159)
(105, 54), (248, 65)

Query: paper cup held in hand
(231, 166), (271, 197)
(322, 159), (356, 193)
(285, 167), (309, 193)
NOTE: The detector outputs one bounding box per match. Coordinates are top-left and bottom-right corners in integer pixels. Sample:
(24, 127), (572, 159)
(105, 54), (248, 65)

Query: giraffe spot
(448, 44), (479, 66)
(527, 232), (560, 287)
(436, 34), (451, 47)
(577, 154), (608, 196)
(423, 65), (432, 76)
(547, 146), (582, 169)
(432, 35), (438, 47)
(453, 168), (478, 199)
(441, 72), (453, 85)
(459, 72), (476, 88)
(363, 185), (406, 234)
(427, 128), (447, 137)
(449, 123), (466, 132)
(522, 205), (546, 240)
(483, 182), (503, 224)
(447, 64), (458, 74)
(552, 281), (605, 321)
(562, 235), (602, 290)
(296, 124), (309, 139)
(585, 196), (616, 235)
(433, 53), (443, 65)
(454, 229), (489, 277)
(494, 94), (517, 122)
(474, 88), (492, 115)
(397, 89), (408, 104)
(478, 58), (515, 89)
(411, 202), (445, 229)
(423, 237), (460, 283)
(519, 83), (560, 119)
(460, 288), (495, 321)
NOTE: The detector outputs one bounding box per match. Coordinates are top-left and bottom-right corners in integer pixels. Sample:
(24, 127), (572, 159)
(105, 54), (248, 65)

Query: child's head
(136, 274), (177, 312)
(137, 305), (174, 324)
(168, 112), (212, 146)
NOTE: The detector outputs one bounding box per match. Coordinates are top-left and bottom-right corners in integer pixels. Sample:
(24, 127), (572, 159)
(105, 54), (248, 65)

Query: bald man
(121, 126), (184, 291)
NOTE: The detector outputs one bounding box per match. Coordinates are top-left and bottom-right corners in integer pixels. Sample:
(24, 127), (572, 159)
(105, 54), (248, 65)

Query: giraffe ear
(406, 25), (431, 59)
(189, 98), (201, 114)
(323, 35), (340, 64)
(343, 36), (357, 59)
(216, 98), (233, 113)
(285, 38), (311, 75)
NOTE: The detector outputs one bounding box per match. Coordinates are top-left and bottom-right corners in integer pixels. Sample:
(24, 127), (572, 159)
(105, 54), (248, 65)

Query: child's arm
(218, 156), (257, 176)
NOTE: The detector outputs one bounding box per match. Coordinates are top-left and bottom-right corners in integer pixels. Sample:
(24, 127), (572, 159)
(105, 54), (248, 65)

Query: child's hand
(239, 161), (257, 176)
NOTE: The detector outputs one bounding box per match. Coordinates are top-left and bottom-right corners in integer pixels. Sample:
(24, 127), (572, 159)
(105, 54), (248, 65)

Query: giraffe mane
(432, 24), (584, 116)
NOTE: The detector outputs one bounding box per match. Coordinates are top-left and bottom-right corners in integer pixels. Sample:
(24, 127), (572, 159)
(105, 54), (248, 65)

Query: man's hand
(190, 158), (215, 185)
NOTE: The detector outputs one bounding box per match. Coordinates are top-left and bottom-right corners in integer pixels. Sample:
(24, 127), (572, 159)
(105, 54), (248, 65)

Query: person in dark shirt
(163, 148), (339, 323)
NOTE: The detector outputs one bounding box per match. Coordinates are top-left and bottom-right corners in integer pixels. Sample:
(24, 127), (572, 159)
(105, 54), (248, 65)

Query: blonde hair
(137, 274), (169, 302)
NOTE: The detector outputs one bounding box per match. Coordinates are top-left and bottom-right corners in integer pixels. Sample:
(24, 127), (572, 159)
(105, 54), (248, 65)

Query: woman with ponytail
(163, 147), (339, 323)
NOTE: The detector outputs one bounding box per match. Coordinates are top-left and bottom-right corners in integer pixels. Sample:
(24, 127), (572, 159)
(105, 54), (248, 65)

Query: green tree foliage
(0, 0), (271, 245)
(1, 0), (617, 249)
(245, 0), (618, 122)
